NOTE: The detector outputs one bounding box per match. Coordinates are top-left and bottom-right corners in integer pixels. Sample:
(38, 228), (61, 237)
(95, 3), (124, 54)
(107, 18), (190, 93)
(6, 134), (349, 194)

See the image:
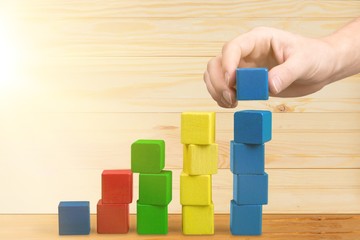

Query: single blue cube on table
(58, 201), (90, 235)
(230, 141), (265, 175)
(233, 173), (268, 205)
(234, 110), (272, 144)
(236, 68), (269, 100)
(230, 200), (262, 235)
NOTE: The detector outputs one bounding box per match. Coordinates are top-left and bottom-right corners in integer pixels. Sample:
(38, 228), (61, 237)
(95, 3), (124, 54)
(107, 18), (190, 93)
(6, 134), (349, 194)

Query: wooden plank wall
(0, 0), (359, 214)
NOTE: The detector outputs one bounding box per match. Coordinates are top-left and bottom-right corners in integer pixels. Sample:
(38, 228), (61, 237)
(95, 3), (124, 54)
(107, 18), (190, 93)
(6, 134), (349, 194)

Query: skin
(204, 17), (360, 108)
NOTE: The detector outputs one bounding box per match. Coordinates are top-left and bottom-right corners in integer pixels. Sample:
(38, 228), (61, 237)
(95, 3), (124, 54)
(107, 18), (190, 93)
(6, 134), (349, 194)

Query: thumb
(268, 57), (304, 95)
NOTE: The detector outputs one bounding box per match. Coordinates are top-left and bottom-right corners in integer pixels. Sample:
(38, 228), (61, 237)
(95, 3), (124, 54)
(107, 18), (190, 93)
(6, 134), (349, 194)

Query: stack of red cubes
(97, 170), (133, 234)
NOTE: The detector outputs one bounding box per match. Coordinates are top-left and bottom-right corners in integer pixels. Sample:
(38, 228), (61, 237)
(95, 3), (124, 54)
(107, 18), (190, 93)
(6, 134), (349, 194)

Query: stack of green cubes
(131, 139), (172, 234)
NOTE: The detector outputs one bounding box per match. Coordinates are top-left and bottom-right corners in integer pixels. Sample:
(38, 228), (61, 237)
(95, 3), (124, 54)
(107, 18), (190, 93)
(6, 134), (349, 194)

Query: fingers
(204, 69), (229, 108)
(268, 55), (305, 95)
(206, 56), (237, 108)
(206, 26), (307, 104)
(269, 81), (325, 97)
(203, 70), (219, 102)
(221, 27), (272, 88)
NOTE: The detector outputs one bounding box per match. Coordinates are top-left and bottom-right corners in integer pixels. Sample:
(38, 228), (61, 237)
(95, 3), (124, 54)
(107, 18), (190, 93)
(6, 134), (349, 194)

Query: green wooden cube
(136, 201), (168, 234)
(139, 170), (172, 205)
(131, 139), (165, 173)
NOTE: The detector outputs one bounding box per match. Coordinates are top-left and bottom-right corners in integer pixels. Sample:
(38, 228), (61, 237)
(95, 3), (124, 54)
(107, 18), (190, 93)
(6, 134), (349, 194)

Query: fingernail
(272, 75), (281, 94)
(225, 72), (230, 86)
(222, 90), (232, 106)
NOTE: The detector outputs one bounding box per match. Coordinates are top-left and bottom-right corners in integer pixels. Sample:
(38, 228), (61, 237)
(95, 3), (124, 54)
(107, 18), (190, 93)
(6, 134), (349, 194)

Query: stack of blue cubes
(230, 68), (272, 235)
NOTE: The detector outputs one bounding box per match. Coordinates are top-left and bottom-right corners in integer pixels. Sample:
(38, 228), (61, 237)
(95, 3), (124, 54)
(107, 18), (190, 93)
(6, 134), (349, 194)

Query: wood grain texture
(0, 169), (359, 213)
(0, 113), (359, 170)
(9, 0), (360, 18)
(1, 57), (359, 112)
(0, 0), (359, 214)
(4, 18), (354, 57)
(3, 96), (359, 113)
(17, 57), (360, 99)
(0, 214), (359, 239)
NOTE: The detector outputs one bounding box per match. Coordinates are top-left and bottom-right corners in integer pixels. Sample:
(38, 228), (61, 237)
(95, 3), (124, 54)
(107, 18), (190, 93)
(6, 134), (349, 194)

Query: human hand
(203, 27), (338, 108)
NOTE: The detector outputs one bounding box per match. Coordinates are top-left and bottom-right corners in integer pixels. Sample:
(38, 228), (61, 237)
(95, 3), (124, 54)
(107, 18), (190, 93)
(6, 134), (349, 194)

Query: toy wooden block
(102, 169), (133, 204)
(138, 170), (172, 205)
(230, 200), (262, 235)
(58, 201), (90, 235)
(183, 144), (218, 175)
(234, 110), (272, 144)
(131, 139), (165, 173)
(236, 68), (269, 100)
(180, 172), (212, 205)
(136, 201), (168, 235)
(182, 203), (214, 235)
(233, 173), (268, 205)
(181, 112), (215, 145)
(97, 200), (129, 234)
(230, 141), (265, 174)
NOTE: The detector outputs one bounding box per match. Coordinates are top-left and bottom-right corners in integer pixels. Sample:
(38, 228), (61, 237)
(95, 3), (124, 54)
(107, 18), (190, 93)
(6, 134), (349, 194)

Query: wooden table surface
(0, 214), (359, 240)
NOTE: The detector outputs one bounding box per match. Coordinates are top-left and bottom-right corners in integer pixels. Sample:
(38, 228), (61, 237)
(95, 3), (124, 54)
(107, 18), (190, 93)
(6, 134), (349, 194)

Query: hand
(203, 27), (338, 108)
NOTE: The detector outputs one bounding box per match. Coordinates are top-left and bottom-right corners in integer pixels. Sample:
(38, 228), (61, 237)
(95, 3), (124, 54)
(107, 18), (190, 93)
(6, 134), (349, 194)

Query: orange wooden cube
(97, 200), (129, 234)
(102, 169), (133, 204)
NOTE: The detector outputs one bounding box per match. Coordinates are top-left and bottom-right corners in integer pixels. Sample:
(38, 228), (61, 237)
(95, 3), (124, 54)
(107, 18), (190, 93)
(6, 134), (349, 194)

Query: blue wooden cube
(233, 173), (268, 205)
(230, 200), (262, 235)
(230, 141), (264, 174)
(234, 110), (272, 144)
(58, 201), (90, 235)
(236, 68), (269, 100)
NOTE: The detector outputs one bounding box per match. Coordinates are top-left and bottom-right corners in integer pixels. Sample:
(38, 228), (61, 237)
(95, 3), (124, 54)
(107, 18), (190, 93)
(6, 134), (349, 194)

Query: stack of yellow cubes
(180, 112), (218, 235)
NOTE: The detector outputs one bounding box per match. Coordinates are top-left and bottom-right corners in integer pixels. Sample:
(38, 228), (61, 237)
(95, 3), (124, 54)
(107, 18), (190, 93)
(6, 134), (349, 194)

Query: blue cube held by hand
(58, 201), (90, 235)
(236, 68), (269, 100)
(234, 110), (272, 144)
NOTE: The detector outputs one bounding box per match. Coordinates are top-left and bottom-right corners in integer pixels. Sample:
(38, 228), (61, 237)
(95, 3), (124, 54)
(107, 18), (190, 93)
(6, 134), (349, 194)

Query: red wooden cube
(97, 199), (130, 234)
(102, 170), (133, 204)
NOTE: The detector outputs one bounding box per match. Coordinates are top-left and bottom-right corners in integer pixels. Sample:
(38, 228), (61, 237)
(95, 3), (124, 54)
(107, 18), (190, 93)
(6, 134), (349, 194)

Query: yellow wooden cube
(183, 144), (218, 175)
(180, 172), (211, 205)
(182, 203), (214, 235)
(181, 112), (215, 144)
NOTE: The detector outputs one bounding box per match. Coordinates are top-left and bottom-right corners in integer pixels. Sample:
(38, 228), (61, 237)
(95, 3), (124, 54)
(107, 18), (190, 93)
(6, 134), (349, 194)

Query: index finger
(221, 28), (272, 88)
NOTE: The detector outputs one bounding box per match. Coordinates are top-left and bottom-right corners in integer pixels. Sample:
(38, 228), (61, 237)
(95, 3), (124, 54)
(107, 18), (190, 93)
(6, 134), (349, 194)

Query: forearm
(323, 17), (360, 83)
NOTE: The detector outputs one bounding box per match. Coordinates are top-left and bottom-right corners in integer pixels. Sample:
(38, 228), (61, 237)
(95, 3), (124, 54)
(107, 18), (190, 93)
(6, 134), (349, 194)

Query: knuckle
(222, 42), (231, 55)
(207, 57), (218, 71)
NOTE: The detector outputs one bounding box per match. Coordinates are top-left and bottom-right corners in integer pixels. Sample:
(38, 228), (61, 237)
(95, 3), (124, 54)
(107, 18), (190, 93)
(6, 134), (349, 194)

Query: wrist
(321, 35), (344, 84)
(321, 18), (360, 83)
